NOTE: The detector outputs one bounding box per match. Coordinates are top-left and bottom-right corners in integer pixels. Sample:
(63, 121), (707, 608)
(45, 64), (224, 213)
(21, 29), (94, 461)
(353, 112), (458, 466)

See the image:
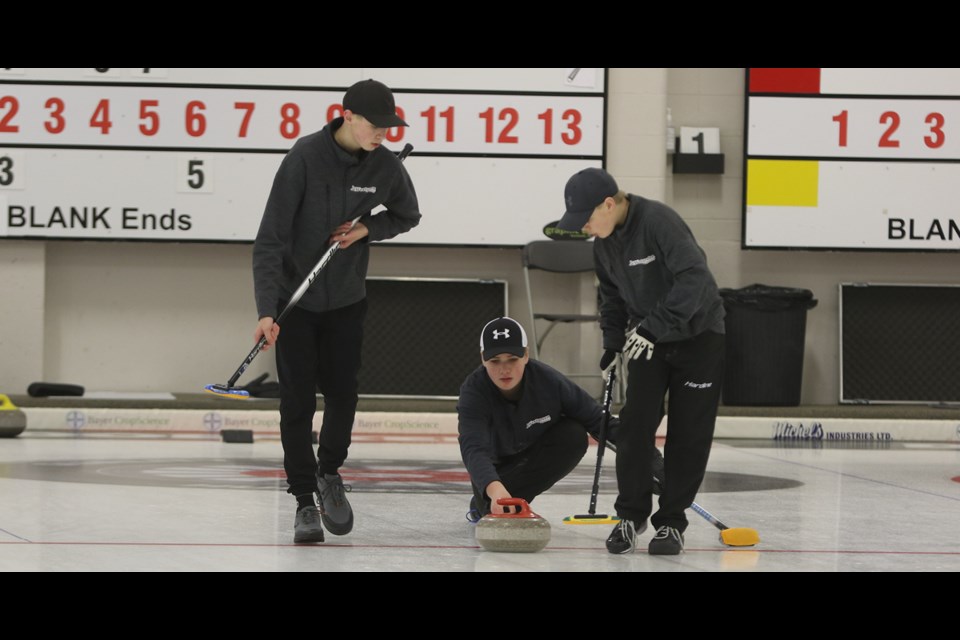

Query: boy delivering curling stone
(252, 79), (421, 543)
(457, 317), (664, 521)
(555, 168), (725, 556)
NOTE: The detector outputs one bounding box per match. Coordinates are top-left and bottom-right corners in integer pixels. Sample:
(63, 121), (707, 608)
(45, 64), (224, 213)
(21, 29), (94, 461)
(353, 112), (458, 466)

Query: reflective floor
(1, 435), (958, 571)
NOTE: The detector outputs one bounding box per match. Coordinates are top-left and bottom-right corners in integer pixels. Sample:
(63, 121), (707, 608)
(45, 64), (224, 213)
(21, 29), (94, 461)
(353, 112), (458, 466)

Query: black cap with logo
(480, 317), (528, 361)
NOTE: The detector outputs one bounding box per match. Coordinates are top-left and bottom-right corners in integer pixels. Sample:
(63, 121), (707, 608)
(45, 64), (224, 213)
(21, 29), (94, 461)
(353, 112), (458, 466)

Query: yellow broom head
(719, 527), (760, 547)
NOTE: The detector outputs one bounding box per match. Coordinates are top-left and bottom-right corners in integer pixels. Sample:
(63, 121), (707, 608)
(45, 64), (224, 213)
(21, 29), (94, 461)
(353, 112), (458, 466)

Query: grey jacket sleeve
(362, 163), (421, 242)
(252, 152), (305, 319)
(457, 386), (500, 493)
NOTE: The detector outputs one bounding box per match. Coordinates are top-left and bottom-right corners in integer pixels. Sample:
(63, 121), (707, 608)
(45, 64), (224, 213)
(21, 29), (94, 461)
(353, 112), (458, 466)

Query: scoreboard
(0, 68), (606, 246)
(744, 67), (960, 251)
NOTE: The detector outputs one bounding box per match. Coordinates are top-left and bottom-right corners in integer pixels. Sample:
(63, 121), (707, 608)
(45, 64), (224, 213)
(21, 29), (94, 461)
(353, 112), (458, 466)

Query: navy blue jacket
(457, 360), (609, 493)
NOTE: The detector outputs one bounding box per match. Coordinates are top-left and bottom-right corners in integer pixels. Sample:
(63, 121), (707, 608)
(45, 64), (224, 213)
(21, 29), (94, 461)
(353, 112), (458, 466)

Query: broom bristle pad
(720, 527), (760, 547)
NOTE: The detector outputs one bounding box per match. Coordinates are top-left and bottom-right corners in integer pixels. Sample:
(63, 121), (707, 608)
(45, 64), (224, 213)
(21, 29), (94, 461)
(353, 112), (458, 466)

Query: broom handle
(588, 366), (616, 515)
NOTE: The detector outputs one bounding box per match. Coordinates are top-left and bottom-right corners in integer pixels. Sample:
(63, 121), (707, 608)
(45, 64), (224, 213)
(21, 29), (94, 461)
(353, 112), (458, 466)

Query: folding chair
(522, 240), (605, 391)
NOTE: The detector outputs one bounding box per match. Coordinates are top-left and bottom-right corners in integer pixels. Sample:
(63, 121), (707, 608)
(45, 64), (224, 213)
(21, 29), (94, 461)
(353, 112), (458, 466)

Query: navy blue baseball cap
(557, 168), (619, 231)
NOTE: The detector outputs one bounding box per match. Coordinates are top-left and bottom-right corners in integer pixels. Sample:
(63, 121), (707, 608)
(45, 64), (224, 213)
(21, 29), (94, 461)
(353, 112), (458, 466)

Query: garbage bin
(719, 284), (818, 406)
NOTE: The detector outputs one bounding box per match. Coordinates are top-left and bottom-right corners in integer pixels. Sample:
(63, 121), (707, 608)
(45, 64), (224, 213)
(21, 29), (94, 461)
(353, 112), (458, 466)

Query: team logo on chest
(629, 255), (656, 267)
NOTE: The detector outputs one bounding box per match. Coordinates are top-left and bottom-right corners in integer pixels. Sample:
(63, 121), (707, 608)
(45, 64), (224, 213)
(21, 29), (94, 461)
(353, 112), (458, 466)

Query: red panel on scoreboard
(749, 68), (821, 94)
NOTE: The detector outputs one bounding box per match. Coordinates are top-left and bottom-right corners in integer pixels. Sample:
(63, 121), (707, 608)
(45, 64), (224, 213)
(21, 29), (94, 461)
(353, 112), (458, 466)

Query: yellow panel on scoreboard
(747, 159), (819, 207)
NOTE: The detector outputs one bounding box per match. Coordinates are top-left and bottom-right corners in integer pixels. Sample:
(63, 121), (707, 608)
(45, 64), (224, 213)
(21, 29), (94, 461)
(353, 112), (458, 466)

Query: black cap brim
(556, 209), (592, 232)
(482, 346), (526, 361)
(366, 113), (409, 128)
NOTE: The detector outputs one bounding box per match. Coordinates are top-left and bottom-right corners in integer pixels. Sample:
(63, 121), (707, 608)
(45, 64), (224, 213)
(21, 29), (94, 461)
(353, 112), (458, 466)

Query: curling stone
(475, 498), (551, 553)
(0, 394), (27, 438)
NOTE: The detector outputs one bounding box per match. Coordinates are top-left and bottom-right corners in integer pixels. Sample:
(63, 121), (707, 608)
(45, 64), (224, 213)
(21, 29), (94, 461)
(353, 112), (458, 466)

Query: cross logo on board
(493, 329), (510, 340)
(66, 411), (86, 430)
(203, 412), (223, 432)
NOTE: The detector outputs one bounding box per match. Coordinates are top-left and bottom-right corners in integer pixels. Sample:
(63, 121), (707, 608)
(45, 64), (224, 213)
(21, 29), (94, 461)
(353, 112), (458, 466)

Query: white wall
(41, 241), (274, 392)
(0, 241), (45, 391)
(2, 68), (956, 403)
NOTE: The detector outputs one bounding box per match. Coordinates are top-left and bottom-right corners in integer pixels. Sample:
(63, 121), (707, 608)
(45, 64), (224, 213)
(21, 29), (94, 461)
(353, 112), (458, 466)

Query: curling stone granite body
(475, 498), (551, 553)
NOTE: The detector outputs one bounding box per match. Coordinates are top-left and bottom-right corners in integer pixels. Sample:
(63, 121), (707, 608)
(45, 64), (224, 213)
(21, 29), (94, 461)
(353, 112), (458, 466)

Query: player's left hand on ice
(624, 326), (657, 361)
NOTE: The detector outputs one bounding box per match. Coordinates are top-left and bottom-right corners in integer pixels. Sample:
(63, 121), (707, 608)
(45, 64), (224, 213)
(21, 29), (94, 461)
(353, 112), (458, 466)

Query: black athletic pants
(472, 417), (589, 515)
(614, 330), (724, 532)
(275, 299), (367, 497)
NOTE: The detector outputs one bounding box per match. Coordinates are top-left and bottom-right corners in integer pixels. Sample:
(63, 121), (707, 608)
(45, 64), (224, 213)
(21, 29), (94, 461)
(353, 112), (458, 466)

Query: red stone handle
(492, 498), (540, 519)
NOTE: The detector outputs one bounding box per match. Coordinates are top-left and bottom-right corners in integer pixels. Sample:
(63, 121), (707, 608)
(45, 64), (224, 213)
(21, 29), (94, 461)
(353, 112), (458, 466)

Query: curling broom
(205, 143), (414, 400)
(689, 501), (760, 547)
(564, 365), (619, 524)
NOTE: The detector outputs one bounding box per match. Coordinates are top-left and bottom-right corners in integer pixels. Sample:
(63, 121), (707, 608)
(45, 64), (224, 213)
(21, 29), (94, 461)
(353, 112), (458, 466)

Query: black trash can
(719, 284), (818, 406)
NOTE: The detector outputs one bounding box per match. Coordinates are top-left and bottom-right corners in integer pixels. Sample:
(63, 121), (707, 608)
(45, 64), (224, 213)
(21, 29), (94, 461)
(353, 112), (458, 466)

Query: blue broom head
(204, 384), (251, 400)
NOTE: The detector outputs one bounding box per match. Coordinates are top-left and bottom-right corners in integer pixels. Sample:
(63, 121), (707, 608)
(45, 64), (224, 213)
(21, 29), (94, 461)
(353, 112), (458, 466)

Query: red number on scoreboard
(0, 96), (18, 133)
(139, 100), (159, 136)
(832, 110), (848, 147)
(924, 112), (945, 149)
(235, 102), (255, 138)
(90, 99), (112, 134)
(45, 97), (66, 134)
(878, 111), (900, 148)
(480, 107), (519, 144)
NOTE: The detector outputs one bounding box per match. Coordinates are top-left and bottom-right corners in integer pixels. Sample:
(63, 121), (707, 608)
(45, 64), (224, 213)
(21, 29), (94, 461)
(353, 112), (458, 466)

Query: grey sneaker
(293, 506), (325, 544)
(317, 473), (353, 536)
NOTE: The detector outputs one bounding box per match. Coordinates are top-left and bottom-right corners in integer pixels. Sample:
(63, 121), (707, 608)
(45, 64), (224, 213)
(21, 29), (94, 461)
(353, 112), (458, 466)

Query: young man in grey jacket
(253, 79), (421, 543)
(556, 168), (725, 556)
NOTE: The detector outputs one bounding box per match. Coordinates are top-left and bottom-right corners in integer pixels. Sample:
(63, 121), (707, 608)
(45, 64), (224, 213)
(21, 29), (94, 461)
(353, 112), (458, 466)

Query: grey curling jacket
(253, 118), (420, 319)
(594, 195), (725, 351)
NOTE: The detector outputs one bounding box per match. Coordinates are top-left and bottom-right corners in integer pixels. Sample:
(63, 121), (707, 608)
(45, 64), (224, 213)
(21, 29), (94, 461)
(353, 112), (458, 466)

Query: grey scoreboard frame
(840, 282), (960, 405)
(358, 277), (508, 399)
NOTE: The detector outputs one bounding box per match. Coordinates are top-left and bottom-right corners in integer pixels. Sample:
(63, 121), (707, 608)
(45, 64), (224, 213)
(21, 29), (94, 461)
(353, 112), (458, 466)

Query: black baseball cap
(556, 168), (619, 231)
(342, 79), (408, 128)
(480, 317), (528, 361)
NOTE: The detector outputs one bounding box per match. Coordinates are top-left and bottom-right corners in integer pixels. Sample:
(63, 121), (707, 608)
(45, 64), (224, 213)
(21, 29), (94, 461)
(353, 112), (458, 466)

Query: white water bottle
(666, 107), (676, 154)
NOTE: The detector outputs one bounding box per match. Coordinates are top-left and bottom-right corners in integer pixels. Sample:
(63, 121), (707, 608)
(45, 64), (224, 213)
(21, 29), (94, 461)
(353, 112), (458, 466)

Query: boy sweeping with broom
(555, 168), (725, 556)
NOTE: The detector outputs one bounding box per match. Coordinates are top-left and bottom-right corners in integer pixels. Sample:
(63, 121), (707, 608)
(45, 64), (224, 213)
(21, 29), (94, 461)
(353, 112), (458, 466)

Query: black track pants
(614, 330), (724, 532)
(472, 417), (589, 515)
(275, 299), (367, 496)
